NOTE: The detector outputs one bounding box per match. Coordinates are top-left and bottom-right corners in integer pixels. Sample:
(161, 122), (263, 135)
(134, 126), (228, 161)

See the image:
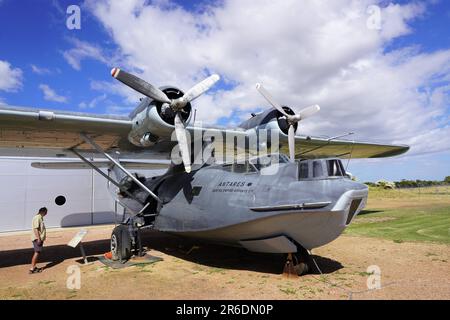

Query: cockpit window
(232, 163), (247, 173)
(312, 161), (323, 177)
(298, 161), (309, 179)
(250, 153), (289, 170)
(221, 164), (233, 172)
(339, 160), (347, 176)
(296, 158), (346, 180)
(219, 160), (258, 173)
(326, 159), (345, 176)
(232, 162), (257, 174)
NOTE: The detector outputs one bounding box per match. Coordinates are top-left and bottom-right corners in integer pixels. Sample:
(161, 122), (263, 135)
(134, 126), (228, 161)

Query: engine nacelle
(128, 87), (192, 147)
(240, 106), (298, 135)
(274, 106), (298, 135)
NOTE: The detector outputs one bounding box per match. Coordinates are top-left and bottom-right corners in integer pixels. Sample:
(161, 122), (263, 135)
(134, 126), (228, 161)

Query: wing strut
(70, 148), (144, 205)
(79, 133), (162, 204)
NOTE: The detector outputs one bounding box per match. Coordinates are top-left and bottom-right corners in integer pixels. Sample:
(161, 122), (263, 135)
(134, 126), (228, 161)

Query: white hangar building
(0, 157), (161, 233)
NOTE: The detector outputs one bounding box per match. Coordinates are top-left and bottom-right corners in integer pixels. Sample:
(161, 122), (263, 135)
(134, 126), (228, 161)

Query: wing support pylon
(78, 133), (162, 204)
(69, 148), (145, 207)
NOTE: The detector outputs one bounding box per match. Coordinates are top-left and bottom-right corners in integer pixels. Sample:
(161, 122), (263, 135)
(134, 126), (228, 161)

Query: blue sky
(0, 0), (449, 182)
(0, 0), (118, 113)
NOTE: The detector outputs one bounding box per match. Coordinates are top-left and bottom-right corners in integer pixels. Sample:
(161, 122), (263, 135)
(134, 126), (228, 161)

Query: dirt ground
(0, 224), (449, 300)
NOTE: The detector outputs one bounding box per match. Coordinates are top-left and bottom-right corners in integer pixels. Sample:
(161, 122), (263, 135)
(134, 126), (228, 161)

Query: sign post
(67, 229), (89, 264)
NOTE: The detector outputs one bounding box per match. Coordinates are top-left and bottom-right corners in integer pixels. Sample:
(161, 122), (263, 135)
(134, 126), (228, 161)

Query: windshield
(250, 153), (289, 170)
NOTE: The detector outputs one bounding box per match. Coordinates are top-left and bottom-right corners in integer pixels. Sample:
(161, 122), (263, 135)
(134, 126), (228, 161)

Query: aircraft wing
(31, 160), (170, 170)
(0, 105), (141, 158)
(281, 135), (409, 159)
(0, 105), (408, 161)
(185, 127), (408, 160)
(0, 105), (244, 161)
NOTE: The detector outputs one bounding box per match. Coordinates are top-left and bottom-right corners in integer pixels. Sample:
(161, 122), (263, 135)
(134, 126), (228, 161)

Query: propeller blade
(174, 112), (192, 173)
(288, 125), (296, 162)
(183, 74), (220, 103)
(111, 68), (171, 104)
(297, 104), (320, 120)
(256, 83), (290, 118)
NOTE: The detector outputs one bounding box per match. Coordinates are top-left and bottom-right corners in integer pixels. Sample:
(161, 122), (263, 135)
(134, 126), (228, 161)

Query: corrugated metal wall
(0, 157), (159, 232)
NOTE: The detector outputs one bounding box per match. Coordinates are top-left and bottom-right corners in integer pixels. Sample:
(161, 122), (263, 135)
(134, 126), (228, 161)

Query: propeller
(111, 68), (220, 173)
(255, 83), (320, 162)
(174, 112), (191, 173)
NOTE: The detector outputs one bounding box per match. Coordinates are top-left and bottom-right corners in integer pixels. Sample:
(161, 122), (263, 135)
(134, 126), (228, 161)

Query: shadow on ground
(0, 239), (110, 270)
(142, 230), (343, 275)
(0, 230), (343, 275)
(358, 210), (384, 215)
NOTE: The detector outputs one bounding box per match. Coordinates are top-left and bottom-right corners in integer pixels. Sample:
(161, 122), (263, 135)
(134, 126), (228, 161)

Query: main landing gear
(70, 134), (162, 263)
(110, 216), (146, 262)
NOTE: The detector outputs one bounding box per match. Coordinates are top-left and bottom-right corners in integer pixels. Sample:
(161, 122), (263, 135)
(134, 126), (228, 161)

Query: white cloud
(85, 0), (450, 156)
(0, 60), (23, 92)
(30, 64), (53, 75)
(39, 84), (68, 103)
(379, 2), (425, 39)
(79, 94), (107, 109)
(90, 79), (142, 104)
(62, 38), (112, 70)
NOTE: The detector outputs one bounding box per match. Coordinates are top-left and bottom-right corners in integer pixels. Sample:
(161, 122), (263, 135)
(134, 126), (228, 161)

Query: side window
(298, 162), (309, 179)
(313, 161), (323, 178)
(327, 160), (343, 176)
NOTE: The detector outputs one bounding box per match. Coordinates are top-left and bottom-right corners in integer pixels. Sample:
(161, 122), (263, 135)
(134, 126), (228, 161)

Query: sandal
(28, 267), (42, 274)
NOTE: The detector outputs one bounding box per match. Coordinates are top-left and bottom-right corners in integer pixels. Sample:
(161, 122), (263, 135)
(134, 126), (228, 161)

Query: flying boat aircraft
(0, 69), (408, 275)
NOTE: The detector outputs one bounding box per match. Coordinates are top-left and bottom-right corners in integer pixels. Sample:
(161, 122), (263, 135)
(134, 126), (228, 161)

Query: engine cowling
(275, 106), (298, 135)
(128, 87), (192, 147)
(240, 106), (298, 135)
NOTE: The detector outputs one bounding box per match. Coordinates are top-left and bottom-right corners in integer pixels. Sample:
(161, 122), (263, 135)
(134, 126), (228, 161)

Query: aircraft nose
(332, 183), (368, 225)
(347, 180), (369, 191)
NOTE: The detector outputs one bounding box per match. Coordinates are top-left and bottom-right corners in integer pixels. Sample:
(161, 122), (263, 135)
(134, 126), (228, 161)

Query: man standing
(29, 207), (47, 274)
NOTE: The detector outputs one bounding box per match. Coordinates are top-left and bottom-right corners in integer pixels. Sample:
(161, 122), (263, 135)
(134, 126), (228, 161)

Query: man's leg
(31, 251), (39, 270)
(30, 240), (42, 273)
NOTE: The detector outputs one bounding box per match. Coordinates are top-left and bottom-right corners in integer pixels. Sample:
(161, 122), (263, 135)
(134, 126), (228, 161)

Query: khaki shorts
(32, 240), (43, 253)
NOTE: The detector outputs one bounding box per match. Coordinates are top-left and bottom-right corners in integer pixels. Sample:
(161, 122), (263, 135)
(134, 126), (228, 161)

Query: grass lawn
(345, 186), (450, 244)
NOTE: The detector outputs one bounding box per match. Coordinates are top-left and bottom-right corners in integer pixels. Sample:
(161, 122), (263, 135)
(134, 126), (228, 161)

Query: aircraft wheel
(111, 225), (132, 262)
(292, 252), (310, 276)
(293, 262), (309, 276)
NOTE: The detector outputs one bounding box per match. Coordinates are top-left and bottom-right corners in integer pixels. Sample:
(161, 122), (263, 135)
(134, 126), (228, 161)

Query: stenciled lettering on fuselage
(212, 181), (254, 193)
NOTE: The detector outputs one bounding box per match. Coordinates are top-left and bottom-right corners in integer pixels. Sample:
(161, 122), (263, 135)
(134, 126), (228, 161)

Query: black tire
(293, 261), (309, 276)
(292, 251), (311, 276)
(111, 225), (132, 262)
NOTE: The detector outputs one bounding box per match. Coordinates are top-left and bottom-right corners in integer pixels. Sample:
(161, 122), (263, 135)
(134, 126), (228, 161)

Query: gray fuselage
(142, 157), (368, 253)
